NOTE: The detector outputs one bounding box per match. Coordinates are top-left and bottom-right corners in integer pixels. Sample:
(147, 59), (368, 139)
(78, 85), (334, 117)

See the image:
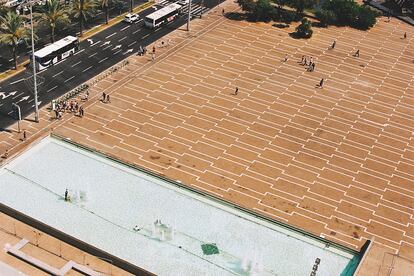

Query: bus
(144, 3), (182, 29)
(32, 36), (79, 71)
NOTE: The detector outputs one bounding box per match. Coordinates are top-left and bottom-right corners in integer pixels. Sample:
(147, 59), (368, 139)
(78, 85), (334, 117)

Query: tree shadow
(225, 12), (249, 21)
(288, 32), (302, 39)
(272, 23), (290, 28)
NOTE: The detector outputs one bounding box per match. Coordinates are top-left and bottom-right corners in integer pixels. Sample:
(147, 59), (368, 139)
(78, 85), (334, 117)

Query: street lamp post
(186, 0), (191, 31)
(29, 2), (39, 122)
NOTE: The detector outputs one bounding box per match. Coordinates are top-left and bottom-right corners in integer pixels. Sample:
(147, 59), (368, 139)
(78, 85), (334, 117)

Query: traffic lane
(0, 0), (173, 90)
(0, 3), (208, 126)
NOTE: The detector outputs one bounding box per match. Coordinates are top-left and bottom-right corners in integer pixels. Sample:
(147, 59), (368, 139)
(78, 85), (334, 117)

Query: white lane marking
(8, 110), (13, 114)
(98, 57), (108, 63)
(89, 52), (98, 58)
(142, 34), (150, 39)
(0, 91), (17, 99)
(102, 45), (111, 51)
(87, 38), (93, 45)
(106, 33), (116, 39)
(133, 28), (141, 34)
(101, 41), (110, 46)
(121, 25), (130, 31)
(114, 49), (122, 55)
(46, 85), (58, 92)
(12, 92), (24, 99)
(10, 79), (24, 85)
(82, 66), (93, 72)
(71, 61), (82, 67)
(91, 40), (101, 47)
(112, 45), (122, 50)
(18, 95), (30, 103)
(128, 41), (137, 47)
(52, 71), (64, 78)
(73, 49), (85, 56)
(31, 101), (42, 108)
(64, 76), (75, 83)
(123, 49), (133, 55)
(119, 36), (127, 42)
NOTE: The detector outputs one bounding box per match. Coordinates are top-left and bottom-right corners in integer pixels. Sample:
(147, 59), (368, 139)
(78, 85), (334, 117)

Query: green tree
(296, 17), (313, 38)
(37, 0), (70, 43)
(111, 0), (126, 15)
(100, 0), (110, 24)
(0, 0), (10, 17)
(0, 12), (31, 69)
(352, 6), (379, 29)
(316, 0), (379, 29)
(254, 0), (273, 21)
(236, 0), (256, 13)
(288, 0), (316, 15)
(71, 0), (96, 37)
(315, 9), (336, 26)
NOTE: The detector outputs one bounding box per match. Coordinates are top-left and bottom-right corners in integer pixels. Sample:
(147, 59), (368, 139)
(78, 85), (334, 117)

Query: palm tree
(101, 0), (110, 24)
(37, 0), (70, 43)
(71, 0), (96, 37)
(0, 12), (31, 69)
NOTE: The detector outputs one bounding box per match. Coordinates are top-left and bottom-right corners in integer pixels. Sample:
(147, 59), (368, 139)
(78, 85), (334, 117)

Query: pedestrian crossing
(156, 0), (209, 16)
(181, 4), (209, 16)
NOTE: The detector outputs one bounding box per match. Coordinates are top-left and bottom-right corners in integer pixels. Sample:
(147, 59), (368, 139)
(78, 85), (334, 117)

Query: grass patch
(0, 60), (29, 82)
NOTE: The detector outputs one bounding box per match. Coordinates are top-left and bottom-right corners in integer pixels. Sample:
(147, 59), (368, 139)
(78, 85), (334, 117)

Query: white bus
(32, 36), (79, 71)
(144, 3), (182, 29)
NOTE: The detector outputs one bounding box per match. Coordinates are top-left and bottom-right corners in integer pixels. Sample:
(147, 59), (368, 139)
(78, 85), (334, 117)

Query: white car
(123, 13), (140, 24)
(177, 0), (189, 5)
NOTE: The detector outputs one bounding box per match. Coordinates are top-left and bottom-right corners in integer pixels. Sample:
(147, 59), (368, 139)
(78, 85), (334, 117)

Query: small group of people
(101, 92), (111, 103)
(137, 45), (148, 56)
(298, 55), (316, 71)
(53, 99), (84, 119)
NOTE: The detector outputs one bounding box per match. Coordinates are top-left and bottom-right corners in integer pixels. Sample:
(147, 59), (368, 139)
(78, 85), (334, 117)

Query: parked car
(123, 13), (140, 24)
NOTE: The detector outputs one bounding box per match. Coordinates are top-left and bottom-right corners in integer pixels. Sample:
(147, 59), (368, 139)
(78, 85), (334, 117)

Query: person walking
(152, 46), (156, 54)
(303, 58), (307, 66)
(23, 130), (26, 141)
(152, 52), (156, 61)
(106, 94), (111, 103)
(354, 49), (360, 57)
(102, 92), (106, 102)
(331, 40), (336, 49)
(222, 9), (225, 15)
(319, 78), (324, 88)
(79, 107), (84, 117)
(65, 189), (69, 201)
(234, 87), (239, 95)
(300, 55), (305, 64)
(404, 32), (407, 39)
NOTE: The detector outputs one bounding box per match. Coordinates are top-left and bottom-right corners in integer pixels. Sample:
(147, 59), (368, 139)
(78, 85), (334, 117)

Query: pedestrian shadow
(23, 118), (37, 123)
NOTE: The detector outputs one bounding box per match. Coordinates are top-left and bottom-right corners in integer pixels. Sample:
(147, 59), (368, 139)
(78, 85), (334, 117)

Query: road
(0, 0), (214, 130)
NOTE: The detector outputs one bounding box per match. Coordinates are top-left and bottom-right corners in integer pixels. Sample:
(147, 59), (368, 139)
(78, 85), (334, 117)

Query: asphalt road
(0, 0), (214, 130)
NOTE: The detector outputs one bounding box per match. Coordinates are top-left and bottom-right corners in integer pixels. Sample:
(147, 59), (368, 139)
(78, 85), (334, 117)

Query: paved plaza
(1, 0), (414, 271)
